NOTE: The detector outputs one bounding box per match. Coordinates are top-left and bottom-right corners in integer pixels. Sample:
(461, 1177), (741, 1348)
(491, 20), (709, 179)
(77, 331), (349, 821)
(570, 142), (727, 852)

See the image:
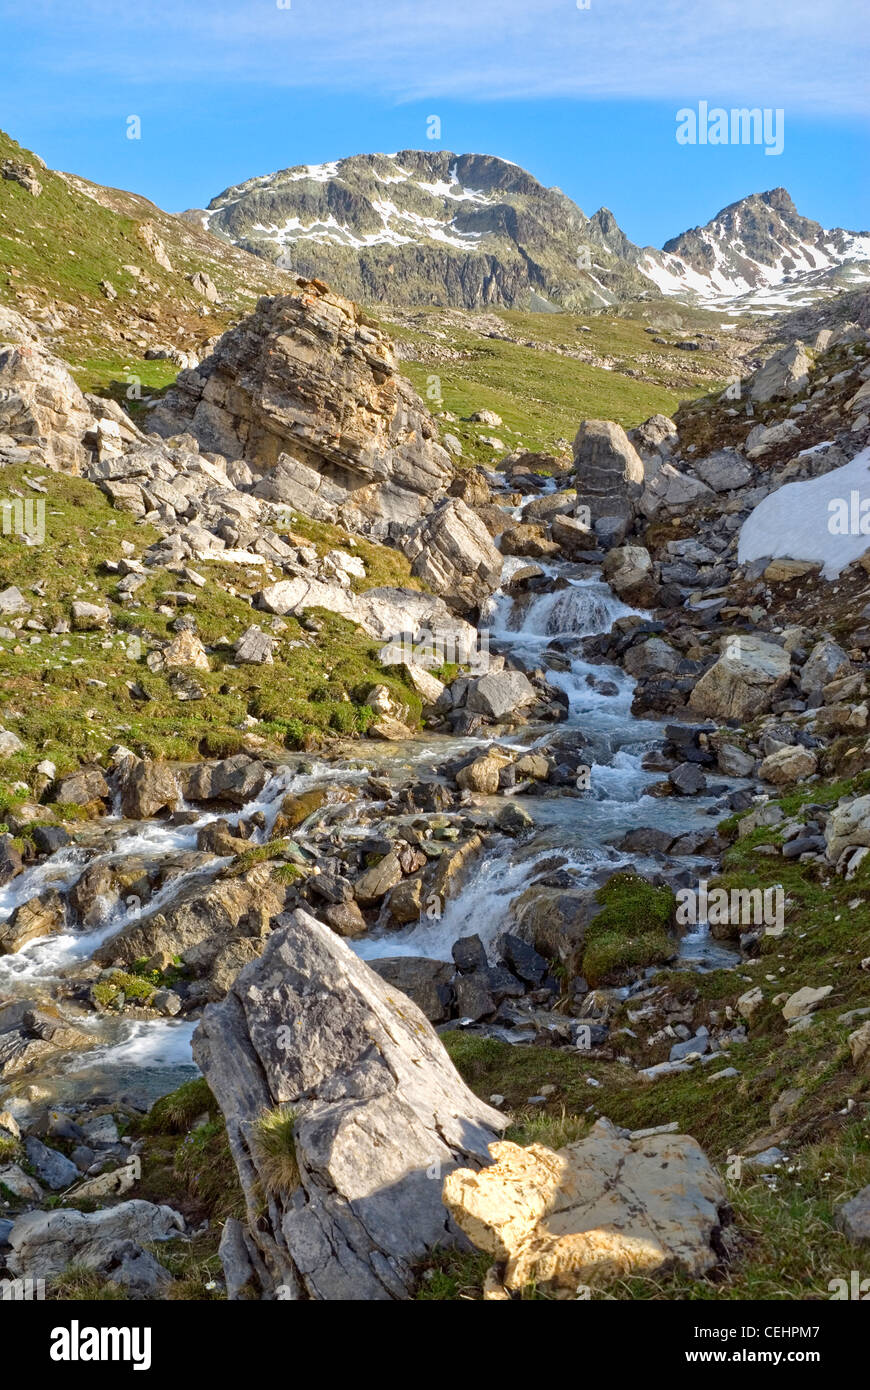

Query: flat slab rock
(442, 1117), (730, 1298)
(192, 908), (506, 1300)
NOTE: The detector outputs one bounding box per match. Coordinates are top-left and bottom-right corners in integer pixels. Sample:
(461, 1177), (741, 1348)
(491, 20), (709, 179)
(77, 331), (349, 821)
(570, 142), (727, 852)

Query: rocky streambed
(0, 531), (750, 1136)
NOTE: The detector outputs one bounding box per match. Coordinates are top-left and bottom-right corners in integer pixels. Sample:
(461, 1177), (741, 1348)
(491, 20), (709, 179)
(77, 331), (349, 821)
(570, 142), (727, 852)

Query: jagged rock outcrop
(147, 281), (453, 531)
(401, 497), (503, 614)
(443, 1117), (730, 1299)
(192, 908), (506, 1300)
(0, 334), (94, 472)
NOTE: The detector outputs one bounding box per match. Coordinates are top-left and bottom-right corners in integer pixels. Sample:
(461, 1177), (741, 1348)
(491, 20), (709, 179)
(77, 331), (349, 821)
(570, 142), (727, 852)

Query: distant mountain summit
(183, 151), (654, 312)
(186, 153), (870, 314)
(645, 188), (870, 311)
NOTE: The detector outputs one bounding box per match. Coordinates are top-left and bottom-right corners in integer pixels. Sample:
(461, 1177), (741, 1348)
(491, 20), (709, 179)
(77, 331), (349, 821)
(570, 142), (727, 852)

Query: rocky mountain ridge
(188, 151), (870, 314)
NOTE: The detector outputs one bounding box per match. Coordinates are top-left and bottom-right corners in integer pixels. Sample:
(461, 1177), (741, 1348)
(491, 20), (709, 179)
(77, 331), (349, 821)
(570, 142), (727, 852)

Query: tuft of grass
(93, 971), (157, 1009)
(0, 1135), (21, 1163)
(143, 1077), (218, 1135)
(582, 873), (676, 985)
(250, 1106), (300, 1196)
(174, 1119), (244, 1220)
(414, 1248), (494, 1301)
(47, 1266), (128, 1301)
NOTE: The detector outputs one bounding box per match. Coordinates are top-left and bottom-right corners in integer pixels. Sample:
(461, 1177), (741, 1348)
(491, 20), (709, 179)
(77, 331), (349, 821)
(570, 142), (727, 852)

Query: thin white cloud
(4, 0), (869, 114)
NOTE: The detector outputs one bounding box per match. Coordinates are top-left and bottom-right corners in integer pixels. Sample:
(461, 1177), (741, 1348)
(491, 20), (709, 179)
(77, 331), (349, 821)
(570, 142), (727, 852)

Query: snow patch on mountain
(738, 448), (870, 578)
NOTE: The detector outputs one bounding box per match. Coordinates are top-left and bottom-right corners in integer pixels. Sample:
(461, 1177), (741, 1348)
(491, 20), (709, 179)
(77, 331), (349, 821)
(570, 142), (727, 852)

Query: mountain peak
(196, 149), (870, 315)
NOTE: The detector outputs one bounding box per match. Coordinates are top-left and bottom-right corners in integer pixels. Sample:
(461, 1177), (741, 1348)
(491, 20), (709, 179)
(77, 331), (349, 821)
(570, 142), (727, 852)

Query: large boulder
(192, 908), (506, 1300)
(572, 420), (644, 527)
(401, 498), (503, 613)
(0, 338), (94, 472)
(601, 545), (657, 607)
(117, 757), (182, 820)
(689, 635), (791, 720)
(147, 282), (453, 529)
(443, 1117), (729, 1299)
(748, 342), (812, 403)
(465, 670), (537, 720)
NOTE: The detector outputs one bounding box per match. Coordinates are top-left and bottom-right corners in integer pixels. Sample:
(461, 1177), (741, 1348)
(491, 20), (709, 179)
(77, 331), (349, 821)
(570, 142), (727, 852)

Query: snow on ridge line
(738, 448), (870, 579)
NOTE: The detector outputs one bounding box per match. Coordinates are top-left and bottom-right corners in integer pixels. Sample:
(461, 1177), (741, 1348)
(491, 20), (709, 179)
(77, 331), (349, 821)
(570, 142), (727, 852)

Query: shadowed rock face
(147, 281), (453, 531)
(192, 908), (506, 1300)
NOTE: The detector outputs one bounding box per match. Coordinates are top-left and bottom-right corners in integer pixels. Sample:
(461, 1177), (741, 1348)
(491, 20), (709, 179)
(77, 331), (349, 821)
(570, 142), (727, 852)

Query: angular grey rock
(573, 419), (644, 524)
(836, 1185), (870, 1245)
(192, 908), (506, 1300)
(466, 670), (536, 719)
(7, 1201), (185, 1280)
(692, 449), (753, 492)
(799, 637), (851, 694)
(234, 625), (276, 665)
(401, 497), (503, 613)
(749, 342), (811, 403)
(81, 1239), (173, 1297)
(23, 1137), (79, 1191)
(640, 463), (715, 518)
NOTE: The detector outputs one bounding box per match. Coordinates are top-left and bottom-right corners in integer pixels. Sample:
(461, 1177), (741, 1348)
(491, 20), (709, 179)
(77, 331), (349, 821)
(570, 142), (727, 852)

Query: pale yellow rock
(848, 1020), (870, 1071)
(442, 1117), (727, 1298)
(456, 754), (507, 795)
(763, 558), (820, 583)
(162, 630), (210, 671)
(758, 745), (817, 786)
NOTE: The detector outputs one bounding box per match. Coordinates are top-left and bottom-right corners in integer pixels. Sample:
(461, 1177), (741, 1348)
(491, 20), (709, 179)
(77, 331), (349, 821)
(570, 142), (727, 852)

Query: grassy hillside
(0, 128), (292, 399)
(384, 304), (761, 464)
(0, 464), (423, 817)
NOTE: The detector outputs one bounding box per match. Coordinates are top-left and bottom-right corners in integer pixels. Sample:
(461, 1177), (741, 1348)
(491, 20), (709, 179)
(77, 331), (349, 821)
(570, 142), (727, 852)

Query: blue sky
(1, 0), (867, 247)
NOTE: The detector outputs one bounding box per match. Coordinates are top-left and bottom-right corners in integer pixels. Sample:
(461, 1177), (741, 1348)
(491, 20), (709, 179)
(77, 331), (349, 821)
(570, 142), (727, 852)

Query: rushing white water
(356, 562), (736, 967)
